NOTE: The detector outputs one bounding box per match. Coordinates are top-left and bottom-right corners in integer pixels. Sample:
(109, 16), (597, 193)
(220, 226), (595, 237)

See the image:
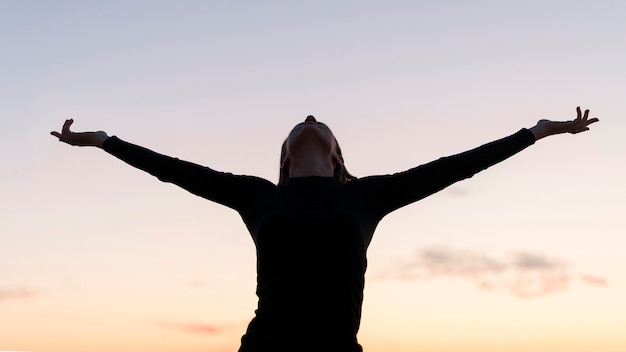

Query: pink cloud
(374, 246), (607, 298)
(579, 274), (609, 287)
(0, 287), (38, 302)
(156, 321), (229, 335)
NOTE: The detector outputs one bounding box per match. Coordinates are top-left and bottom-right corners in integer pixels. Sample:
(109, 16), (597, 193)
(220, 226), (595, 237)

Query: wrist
(92, 132), (109, 148)
(528, 125), (547, 141)
(528, 120), (555, 141)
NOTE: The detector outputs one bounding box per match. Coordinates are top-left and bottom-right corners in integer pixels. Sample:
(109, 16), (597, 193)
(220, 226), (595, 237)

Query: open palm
(50, 119), (109, 147)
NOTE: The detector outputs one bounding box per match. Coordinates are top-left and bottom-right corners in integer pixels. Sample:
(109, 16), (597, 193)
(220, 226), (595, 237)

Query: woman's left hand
(529, 106), (599, 140)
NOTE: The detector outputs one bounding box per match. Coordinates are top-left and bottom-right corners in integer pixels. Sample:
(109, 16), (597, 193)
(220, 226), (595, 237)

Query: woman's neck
(288, 155), (334, 178)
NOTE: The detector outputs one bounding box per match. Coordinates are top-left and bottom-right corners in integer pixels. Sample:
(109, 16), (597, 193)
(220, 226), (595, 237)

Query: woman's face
(285, 115), (337, 157)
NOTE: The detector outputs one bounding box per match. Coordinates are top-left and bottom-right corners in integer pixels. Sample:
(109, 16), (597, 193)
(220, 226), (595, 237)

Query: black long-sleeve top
(103, 128), (536, 352)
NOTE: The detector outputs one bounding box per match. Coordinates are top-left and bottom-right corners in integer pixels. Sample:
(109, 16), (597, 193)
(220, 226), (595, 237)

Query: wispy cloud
(373, 246), (608, 298)
(0, 287), (38, 302)
(444, 186), (470, 197)
(579, 274), (608, 287)
(156, 321), (236, 336)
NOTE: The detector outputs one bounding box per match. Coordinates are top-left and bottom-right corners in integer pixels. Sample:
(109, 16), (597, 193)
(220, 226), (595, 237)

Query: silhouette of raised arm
(50, 119), (273, 212)
(358, 106), (599, 218)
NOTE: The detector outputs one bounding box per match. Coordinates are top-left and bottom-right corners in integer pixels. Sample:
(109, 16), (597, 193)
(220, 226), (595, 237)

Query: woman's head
(279, 116), (356, 185)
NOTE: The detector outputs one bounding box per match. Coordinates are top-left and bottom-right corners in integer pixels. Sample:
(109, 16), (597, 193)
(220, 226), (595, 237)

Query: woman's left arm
(529, 106), (599, 140)
(359, 106), (599, 218)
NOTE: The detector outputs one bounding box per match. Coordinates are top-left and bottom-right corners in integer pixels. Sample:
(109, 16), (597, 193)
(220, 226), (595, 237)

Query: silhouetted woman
(51, 107), (598, 352)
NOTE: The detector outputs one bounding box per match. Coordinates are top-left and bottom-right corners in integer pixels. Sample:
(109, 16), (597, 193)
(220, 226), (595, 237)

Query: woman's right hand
(50, 119), (109, 148)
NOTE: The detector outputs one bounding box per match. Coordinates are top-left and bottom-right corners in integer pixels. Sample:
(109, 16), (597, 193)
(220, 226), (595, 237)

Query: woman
(51, 108), (598, 352)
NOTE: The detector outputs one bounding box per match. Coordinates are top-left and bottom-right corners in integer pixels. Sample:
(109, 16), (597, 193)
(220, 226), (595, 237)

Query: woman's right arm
(51, 119), (274, 211)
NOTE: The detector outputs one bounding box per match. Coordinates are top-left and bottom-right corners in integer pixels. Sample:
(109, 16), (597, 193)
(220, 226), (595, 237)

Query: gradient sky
(1, 1), (625, 351)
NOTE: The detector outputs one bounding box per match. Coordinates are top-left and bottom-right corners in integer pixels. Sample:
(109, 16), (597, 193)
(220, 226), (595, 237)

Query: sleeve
(102, 136), (275, 212)
(357, 128), (536, 219)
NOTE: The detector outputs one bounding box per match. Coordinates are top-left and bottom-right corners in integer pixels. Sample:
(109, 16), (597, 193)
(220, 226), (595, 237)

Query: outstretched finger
(576, 106), (582, 120)
(62, 119), (74, 134)
(583, 109), (590, 121)
(50, 131), (61, 139)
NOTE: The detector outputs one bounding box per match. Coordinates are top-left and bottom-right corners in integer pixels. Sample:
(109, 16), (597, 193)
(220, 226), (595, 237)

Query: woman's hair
(278, 136), (357, 186)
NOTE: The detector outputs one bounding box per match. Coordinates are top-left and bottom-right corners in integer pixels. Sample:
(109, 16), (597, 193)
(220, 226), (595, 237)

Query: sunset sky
(1, 1), (625, 351)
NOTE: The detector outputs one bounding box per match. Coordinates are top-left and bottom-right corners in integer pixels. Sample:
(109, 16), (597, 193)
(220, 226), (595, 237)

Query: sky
(1, 0), (625, 351)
